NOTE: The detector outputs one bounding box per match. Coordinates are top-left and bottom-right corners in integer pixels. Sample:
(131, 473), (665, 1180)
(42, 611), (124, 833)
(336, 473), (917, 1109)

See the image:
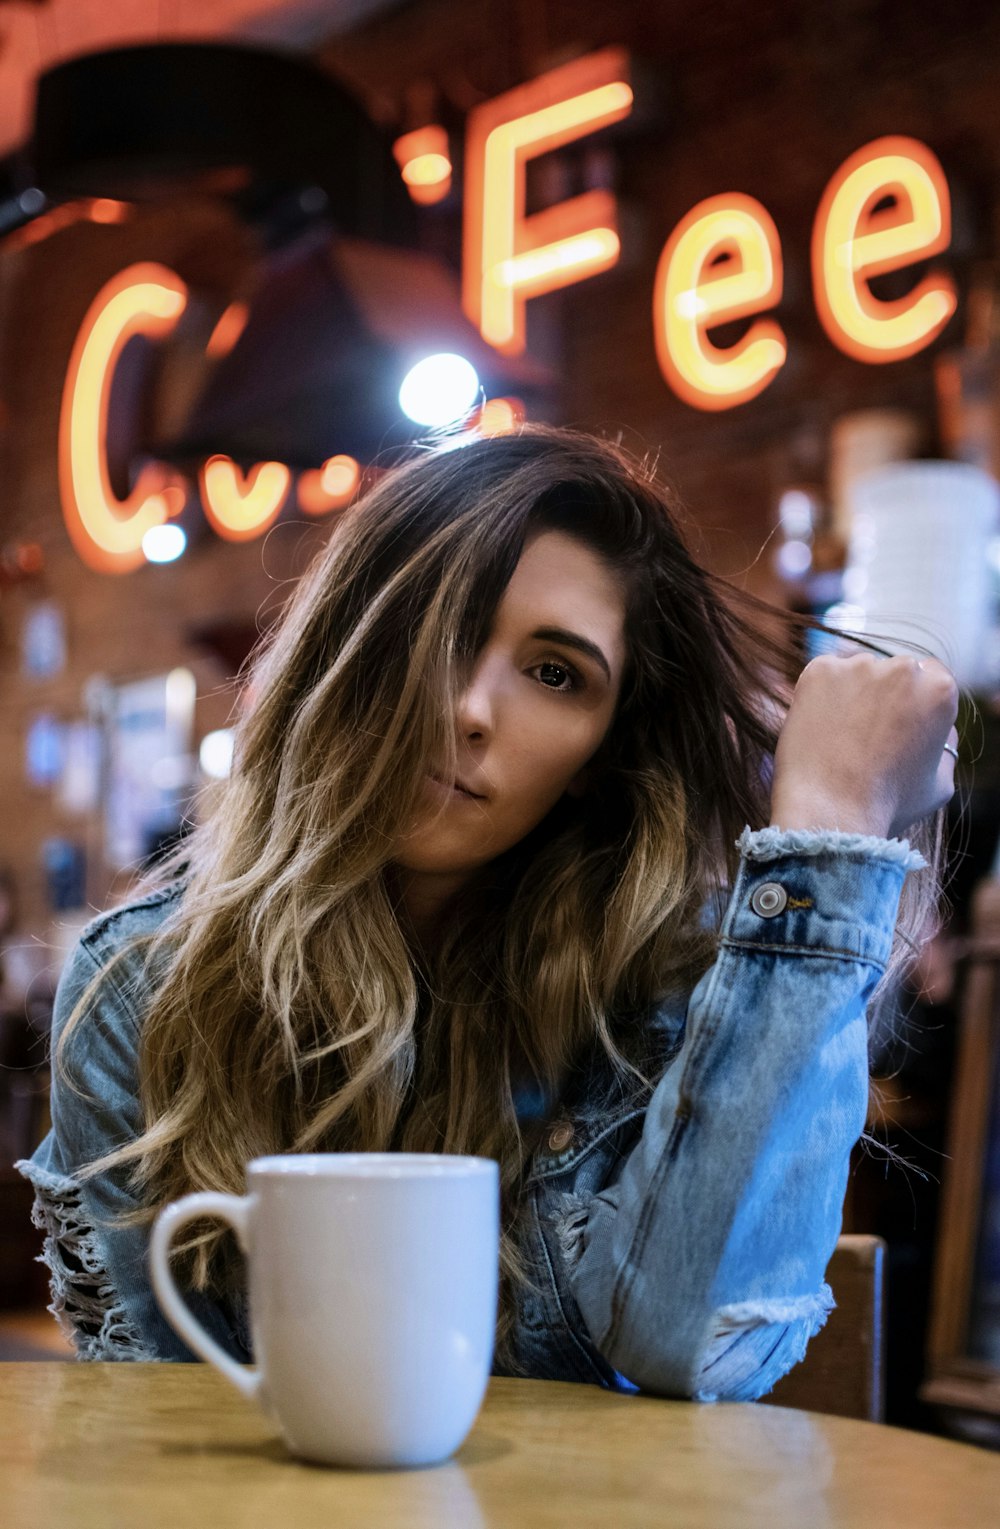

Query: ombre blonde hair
(61, 424), (945, 1368)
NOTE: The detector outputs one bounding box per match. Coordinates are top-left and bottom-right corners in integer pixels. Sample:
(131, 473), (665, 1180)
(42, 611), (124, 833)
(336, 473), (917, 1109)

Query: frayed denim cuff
(737, 824), (928, 874)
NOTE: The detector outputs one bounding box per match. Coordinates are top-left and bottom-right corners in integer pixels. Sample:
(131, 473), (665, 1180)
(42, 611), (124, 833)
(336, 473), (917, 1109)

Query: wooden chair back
(920, 881), (1000, 1440)
(766, 1234), (886, 1421)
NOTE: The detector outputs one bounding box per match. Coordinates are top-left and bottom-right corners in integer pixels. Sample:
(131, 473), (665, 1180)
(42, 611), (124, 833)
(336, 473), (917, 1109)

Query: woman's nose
(454, 655), (495, 738)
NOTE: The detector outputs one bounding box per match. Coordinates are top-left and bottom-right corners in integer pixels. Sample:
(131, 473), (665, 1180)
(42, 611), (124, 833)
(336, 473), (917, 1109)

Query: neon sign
(59, 51), (965, 573)
(58, 266), (371, 573)
(463, 53), (958, 405)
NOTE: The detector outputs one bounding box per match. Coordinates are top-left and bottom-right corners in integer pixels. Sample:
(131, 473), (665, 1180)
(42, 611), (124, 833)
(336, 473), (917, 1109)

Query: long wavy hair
(61, 424), (945, 1368)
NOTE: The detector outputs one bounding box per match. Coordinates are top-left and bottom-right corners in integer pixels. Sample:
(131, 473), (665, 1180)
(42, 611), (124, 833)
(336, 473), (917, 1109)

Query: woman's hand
(769, 652), (959, 840)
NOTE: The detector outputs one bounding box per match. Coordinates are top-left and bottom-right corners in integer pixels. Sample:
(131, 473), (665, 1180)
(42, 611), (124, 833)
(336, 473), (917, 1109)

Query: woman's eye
(532, 660), (581, 693)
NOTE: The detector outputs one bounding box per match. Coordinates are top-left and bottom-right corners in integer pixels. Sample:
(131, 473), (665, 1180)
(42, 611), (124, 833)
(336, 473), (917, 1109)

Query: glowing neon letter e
(653, 194), (786, 411)
(813, 135), (957, 363)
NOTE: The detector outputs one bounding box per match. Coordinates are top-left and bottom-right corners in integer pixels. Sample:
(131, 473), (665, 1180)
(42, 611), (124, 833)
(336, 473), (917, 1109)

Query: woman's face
(392, 529), (628, 924)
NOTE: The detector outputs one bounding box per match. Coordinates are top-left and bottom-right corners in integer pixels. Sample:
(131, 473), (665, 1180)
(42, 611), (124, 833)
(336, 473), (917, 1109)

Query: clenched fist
(769, 652), (959, 840)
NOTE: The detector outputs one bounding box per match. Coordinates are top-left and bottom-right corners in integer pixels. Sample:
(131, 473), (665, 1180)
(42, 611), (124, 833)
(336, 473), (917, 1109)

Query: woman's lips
(426, 773), (483, 800)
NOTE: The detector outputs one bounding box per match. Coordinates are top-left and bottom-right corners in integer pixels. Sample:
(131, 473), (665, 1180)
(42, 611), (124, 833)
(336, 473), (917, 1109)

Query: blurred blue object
(25, 714), (65, 786)
(42, 838), (86, 912)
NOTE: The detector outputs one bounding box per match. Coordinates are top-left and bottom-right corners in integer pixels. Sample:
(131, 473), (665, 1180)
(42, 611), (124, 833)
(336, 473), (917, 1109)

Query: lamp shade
(156, 233), (552, 468)
(32, 42), (416, 246)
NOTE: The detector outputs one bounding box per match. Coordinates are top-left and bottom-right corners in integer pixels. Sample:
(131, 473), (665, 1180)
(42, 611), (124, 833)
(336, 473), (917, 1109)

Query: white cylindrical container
(846, 460), (1000, 689)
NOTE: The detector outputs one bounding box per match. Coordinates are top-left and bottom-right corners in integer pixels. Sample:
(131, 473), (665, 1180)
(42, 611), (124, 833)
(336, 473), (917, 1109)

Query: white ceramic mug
(149, 1153), (500, 1468)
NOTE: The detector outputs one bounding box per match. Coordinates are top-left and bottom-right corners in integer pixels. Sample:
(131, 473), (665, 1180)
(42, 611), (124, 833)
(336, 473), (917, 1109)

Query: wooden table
(4, 1362), (1000, 1527)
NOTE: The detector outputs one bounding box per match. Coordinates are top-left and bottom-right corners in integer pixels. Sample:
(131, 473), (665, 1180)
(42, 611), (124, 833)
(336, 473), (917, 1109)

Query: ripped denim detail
(551, 1191), (592, 1269)
(552, 1188), (835, 1402)
(737, 824), (927, 873)
(693, 1283), (835, 1402)
(15, 1159), (158, 1362)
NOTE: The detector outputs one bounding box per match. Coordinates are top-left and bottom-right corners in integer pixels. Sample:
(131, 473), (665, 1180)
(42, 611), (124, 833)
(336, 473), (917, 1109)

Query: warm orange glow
(89, 198), (130, 225)
(463, 48), (633, 354)
(394, 125), (452, 205)
(319, 455), (360, 498)
(653, 193), (787, 411)
(403, 153), (451, 188)
(298, 455), (361, 516)
(404, 157), (452, 205)
(475, 397), (525, 436)
(58, 262), (188, 574)
(497, 225), (621, 291)
(160, 484), (188, 518)
(199, 456), (291, 541)
(394, 124), (448, 167)
(812, 135), (957, 363)
(6, 205), (77, 250)
(3, 196), (130, 252)
(206, 301), (250, 359)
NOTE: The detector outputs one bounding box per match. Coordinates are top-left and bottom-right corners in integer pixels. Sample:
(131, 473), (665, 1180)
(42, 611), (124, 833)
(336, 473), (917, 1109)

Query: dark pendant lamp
(29, 42), (551, 467)
(31, 41), (417, 246)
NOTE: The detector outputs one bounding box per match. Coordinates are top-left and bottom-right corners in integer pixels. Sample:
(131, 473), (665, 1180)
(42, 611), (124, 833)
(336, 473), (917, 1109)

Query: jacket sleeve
(15, 932), (245, 1363)
(566, 825), (924, 1401)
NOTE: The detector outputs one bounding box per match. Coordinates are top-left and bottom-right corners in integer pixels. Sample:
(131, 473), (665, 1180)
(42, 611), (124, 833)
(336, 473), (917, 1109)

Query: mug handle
(149, 1191), (262, 1403)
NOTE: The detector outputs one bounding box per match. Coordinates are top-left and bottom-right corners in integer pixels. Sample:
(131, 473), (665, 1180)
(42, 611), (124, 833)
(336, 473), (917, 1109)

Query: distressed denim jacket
(16, 825), (925, 1400)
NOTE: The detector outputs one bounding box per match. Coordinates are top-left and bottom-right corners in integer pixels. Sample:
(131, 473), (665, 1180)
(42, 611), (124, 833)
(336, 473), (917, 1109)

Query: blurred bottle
(771, 428), (849, 660)
(934, 259), (1000, 483)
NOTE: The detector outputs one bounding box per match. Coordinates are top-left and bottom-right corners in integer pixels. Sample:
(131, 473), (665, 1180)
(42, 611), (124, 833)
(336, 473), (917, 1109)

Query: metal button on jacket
(547, 1122), (575, 1153)
(750, 882), (788, 918)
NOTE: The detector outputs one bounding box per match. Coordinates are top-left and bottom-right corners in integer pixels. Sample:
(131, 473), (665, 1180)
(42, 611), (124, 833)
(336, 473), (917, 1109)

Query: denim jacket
(16, 825), (925, 1400)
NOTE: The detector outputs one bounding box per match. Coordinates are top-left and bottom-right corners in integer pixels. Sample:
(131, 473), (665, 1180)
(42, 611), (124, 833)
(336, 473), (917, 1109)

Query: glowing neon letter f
(463, 48), (633, 355)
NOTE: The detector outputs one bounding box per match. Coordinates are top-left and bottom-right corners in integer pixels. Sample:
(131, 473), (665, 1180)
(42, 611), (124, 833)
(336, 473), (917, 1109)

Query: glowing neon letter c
(59, 263), (188, 574)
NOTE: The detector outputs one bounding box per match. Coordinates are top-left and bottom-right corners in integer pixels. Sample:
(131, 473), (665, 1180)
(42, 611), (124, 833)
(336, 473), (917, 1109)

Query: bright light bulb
(142, 523), (186, 563)
(398, 353), (479, 427)
(199, 729), (234, 780)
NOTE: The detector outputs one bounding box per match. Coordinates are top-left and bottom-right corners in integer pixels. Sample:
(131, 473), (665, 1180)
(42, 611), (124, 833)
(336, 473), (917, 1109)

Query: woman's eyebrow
(531, 626), (612, 683)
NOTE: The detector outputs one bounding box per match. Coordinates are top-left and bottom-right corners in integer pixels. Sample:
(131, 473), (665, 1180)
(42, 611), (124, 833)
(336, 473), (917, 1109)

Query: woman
(19, 424), (956, 1398)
